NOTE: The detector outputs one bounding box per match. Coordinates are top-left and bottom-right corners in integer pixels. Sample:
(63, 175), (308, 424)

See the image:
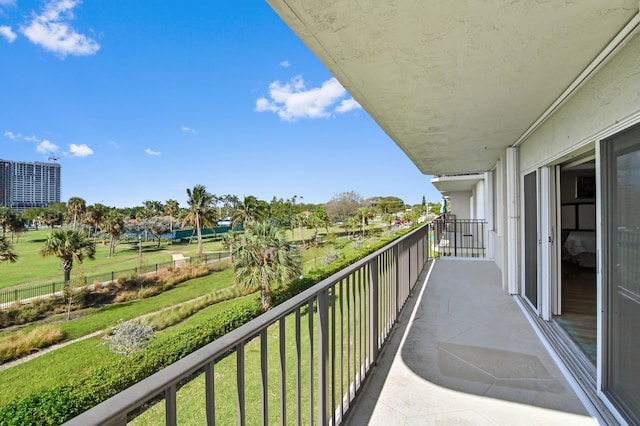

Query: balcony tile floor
(346, 258), (599, 425)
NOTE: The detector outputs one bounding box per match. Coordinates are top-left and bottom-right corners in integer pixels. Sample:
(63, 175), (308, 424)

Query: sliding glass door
(603, 125), (640, 424)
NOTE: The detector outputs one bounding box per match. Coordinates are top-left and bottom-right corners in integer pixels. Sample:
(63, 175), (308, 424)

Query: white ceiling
(267, 0), (638, 175)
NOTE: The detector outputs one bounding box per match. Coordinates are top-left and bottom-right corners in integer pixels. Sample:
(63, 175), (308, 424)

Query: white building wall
(519, 31), (640, 171)
(448, 191), (471, 218)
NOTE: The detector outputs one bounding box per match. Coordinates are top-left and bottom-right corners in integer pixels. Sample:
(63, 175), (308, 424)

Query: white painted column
(506, 147), (520, 295)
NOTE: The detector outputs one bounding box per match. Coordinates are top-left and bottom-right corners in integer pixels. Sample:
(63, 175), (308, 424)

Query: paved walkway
(346, 258), (599, 425)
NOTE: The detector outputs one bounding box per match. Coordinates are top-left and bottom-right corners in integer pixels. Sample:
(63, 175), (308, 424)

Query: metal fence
(0, 251), (230, 307)
(63, 224), (430, 426)
(432, 215), (487, 257)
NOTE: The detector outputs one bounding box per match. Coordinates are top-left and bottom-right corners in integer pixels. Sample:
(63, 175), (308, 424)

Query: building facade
(0, 159), (61, 211)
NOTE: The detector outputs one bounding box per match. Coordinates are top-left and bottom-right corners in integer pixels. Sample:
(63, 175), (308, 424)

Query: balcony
(345, 258), (597, 425)
(63, 226), (599, 425)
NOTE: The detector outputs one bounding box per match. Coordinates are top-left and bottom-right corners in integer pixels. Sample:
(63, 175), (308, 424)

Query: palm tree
(0, 236), (17, 264)
(182, 184), (217, 256)
(233, 221), (301, 311)
(102, 211), (125, 257)
(41, 228), (95, 284)
(67, 197), (86, 229)
(232, 195), (267, 229)
(292, 212), (308, 248)
(164, 199), (179, 244)
(84, 204), (108, 242)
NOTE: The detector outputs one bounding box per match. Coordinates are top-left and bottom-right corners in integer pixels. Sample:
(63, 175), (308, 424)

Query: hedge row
(0, 299), (262, 426)
(0, 226), (419, 425)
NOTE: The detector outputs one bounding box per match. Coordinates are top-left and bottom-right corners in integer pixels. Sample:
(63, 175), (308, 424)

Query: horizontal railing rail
(63, 224), (430, 426)
(0, 251), (230, 307)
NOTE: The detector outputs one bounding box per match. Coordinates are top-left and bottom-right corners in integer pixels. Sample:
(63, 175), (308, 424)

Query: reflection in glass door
(603, 125), (640, 424)
(524, 171), (538, 309)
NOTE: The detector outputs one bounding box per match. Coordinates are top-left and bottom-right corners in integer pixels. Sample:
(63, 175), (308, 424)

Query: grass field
(0, 224), (386, 290)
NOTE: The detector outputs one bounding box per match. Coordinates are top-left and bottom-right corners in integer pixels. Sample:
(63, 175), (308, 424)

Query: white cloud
(36, 139), (59, 153)
(0, 0), (17, 6)
(145, 148), (161, 156)
(20, 0), (100, 58)
(0, 25), (16, 43)
(335, 98), (362, 114)
(68, 143), (93, 157)
(280, 60), (290, 67)
(3, 131), (21, 140)
(181, 126), (196, 134)
(23, 135), (40, 142)
(256, 76), (361, 121)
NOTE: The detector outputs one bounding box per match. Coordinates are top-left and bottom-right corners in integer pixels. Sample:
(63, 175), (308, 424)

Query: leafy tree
(325, 191), (363, 223)
(182, 184), (217, 256)
(373, 196), (405, 214)
(40, 228), (96, 284)
(40, 208), (63, 229)
(0, 206), (12, 238)
(142, 217), (171, 247)
(0, 236), (17, 264)
(233, 221), (301, 311)
(382, 213), (395, 229)
(66, 197), (86, 229)
(6, 212), (25, 242)
(21, 207), (43, 229)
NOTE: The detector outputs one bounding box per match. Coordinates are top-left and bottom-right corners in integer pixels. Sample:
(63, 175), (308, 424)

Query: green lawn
(0, 228), (232, 289)
(0, 269), (241, 406)
(0, 224), (377, 290)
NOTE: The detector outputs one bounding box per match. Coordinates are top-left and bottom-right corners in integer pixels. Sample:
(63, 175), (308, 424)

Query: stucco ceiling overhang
(267, 0), (638, 175)
(431, 173), (484, 194)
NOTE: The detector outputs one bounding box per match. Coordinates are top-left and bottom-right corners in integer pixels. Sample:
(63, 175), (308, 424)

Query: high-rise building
(0, 159), (61, 211)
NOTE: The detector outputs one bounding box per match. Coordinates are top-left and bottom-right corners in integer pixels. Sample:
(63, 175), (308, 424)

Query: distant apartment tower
(0, 159), (61, 211)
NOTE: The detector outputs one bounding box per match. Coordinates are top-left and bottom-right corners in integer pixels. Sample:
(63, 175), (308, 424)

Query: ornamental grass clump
(101, 320), (155, 356)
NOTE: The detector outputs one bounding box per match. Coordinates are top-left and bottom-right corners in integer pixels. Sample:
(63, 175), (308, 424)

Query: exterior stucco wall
(448, 191), (471, 218)
(519, 31), (640, 170)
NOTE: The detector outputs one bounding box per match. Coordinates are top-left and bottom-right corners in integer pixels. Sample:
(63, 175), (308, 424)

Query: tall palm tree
(182, 184), (217, 256)
(67, 197), (86, 229)
(232, 195), (267, 229)
(102, 211), (125, 257)
(0, 236), (17, 264)
(41, 228), (95, 284)
(233, 221), (301, 311)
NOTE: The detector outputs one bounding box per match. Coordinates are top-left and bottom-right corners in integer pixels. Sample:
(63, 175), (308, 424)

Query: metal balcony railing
(64, 225), (430, 426)
(432, 215), (487, 257)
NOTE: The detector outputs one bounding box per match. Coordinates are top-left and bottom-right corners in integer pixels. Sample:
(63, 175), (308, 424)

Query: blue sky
(0, 0), (440, 208)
